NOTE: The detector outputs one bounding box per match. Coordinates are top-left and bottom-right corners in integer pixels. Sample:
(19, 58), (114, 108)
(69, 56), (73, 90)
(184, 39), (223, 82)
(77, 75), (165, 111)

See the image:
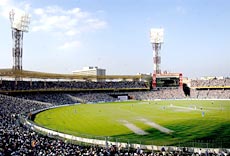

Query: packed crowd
(0, 80), (148, 91)
(122, 89), (230, 100)
(15, 93), (78, 105)
(14, 88), (186, 104)
(190, 89), (230, 99)
(127, 88), (186, 101)
(70, 93), (117, 103)
(15, 92), (118, 104)
(191, 78), (230, 87)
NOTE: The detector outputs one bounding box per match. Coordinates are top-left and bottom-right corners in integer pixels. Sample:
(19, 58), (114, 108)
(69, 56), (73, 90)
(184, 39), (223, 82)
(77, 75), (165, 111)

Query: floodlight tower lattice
(9, 9), (30, 71)
(150, 28), (164, 88)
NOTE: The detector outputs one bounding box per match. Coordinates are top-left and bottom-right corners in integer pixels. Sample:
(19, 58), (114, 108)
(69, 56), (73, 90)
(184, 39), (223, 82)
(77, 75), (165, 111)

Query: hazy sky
(0, 0), (229, 78)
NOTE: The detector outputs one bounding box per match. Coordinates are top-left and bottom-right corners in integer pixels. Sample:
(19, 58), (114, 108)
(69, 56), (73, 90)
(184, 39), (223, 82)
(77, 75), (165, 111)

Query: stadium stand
(126, 88), (186, 100)
(190, 89), (230, 99)
(191, 78), (230, 87)
(189, 78), (230, 99)
(0, 80), (148, 92)
(14, 92), (117, 104)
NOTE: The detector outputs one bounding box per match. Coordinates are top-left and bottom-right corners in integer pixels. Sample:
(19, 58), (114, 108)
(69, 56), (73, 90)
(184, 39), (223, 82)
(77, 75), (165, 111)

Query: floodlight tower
(9, 9), (30, 71)
(150, 28), (164, 88)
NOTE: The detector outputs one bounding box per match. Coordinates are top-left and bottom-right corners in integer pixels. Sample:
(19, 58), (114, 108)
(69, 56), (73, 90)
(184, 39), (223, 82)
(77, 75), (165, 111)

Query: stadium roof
(0, 68), (146, 80)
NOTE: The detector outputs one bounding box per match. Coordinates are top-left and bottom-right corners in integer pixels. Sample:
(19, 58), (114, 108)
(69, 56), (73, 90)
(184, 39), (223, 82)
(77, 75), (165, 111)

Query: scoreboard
(152, 73), (183, 88)
(156, 77), (180, 87)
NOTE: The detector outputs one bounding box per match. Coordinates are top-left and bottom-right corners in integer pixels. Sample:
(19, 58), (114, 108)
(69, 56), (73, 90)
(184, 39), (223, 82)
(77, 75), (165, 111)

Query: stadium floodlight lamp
(150, 28), (164, 44)
(9, 9), (30, 32)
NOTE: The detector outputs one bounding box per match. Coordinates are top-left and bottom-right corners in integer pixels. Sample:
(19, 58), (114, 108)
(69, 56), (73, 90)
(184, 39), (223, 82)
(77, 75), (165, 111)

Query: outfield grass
(34, 100), (230, 147)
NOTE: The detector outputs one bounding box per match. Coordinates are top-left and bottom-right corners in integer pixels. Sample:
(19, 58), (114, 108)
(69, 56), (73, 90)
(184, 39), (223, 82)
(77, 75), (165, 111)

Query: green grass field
(34, 100), (230, 147)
